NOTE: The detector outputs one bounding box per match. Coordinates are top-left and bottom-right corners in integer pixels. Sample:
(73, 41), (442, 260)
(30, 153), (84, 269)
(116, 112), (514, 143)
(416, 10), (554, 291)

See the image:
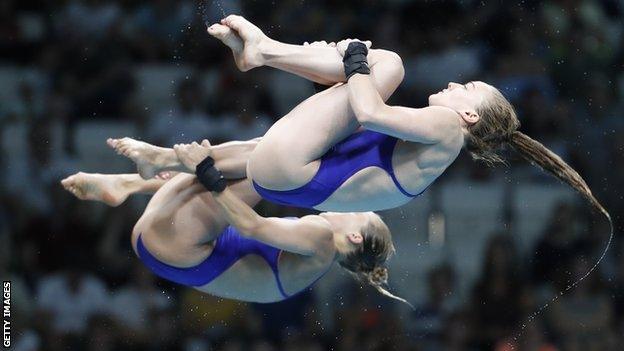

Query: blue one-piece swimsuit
(253, 130), (425, 209)
(137, 225), (313, 299)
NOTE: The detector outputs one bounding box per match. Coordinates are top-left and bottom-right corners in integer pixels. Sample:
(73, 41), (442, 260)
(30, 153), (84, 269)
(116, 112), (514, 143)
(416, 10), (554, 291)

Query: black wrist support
(195, 156), (227, 192)
(343, 42), (370, 80)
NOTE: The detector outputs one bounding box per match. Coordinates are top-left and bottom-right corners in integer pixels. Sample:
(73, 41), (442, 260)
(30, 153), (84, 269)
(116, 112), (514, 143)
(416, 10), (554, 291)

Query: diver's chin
(428, 94), (439, 106)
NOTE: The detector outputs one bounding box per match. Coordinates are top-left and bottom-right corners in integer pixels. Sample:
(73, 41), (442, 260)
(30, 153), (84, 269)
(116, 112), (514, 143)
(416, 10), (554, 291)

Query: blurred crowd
(1, 0), (623, 350)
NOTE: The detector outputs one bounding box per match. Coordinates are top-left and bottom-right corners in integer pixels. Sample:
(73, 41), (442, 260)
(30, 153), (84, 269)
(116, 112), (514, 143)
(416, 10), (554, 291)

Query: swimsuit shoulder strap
(270, 251), (290, 298)
(378, 134), (422, 197)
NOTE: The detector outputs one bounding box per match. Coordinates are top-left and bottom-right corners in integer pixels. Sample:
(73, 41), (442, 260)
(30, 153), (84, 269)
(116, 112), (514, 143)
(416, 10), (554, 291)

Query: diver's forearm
(347, 74), (387, 123)
(212, 188), (263, 235)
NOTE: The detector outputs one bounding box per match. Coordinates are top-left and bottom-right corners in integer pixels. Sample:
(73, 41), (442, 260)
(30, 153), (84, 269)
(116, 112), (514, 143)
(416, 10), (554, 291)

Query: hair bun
(368, 266), (388, 286)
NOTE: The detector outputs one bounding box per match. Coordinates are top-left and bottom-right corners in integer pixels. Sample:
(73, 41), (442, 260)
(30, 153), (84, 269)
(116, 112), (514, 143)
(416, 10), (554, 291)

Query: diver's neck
(320, 212), (358, 234)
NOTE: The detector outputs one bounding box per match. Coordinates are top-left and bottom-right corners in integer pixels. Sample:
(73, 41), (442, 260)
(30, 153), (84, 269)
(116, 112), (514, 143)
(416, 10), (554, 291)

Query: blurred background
(1, 0), (623, 350)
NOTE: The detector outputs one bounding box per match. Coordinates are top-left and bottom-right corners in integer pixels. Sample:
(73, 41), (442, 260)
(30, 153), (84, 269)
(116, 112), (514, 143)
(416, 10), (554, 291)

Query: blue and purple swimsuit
(253, 130), (424, 208)
(137, 225), (292, 298)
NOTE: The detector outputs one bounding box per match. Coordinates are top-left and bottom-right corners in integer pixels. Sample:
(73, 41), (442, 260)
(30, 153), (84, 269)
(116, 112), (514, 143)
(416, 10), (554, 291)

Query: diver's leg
(211, 15), (399, 100)
(61, 172), (168, 207)
(247, 50), (404, 190)
(108, 138), (260, 180)
(132, 175), (260, 265)
(111, 50), (402, 191)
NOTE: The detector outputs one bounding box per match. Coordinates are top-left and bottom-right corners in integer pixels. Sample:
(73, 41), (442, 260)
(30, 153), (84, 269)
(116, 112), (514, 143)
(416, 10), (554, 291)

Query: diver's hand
(336, 39), (372, 57)
(303, 40), (336, 47)
(173, 140), (212, 172)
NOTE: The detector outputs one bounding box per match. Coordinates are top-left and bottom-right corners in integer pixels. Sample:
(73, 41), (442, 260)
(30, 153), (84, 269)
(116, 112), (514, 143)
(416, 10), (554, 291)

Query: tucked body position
(110, 15), (609, 224)
(62, 142), (409, 305)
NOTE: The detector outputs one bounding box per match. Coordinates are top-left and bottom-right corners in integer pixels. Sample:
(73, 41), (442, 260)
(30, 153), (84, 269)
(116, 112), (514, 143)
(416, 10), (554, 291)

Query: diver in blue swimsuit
(252, 129), (426, 208)
(109, 16), (603, 218)
(62, 141), (410, 306)
(107, 21), (460, 212)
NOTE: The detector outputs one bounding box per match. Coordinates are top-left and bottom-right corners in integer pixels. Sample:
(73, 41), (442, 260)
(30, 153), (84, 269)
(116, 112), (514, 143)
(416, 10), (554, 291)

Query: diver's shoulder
(421, 106), (463, 141)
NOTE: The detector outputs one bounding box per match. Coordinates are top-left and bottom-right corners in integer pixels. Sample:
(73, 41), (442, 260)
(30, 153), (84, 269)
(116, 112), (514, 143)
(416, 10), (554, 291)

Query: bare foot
(107, 137), (179, 179)
(208, 15), (268, 72)
(61, 172), (130, 207)
(207, 24), (245, 69)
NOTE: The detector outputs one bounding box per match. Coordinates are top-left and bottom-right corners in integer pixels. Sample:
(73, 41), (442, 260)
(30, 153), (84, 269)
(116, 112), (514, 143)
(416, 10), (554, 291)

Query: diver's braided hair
(468, 87), (613, 295)
(365, 266), (414, 309)
(338, 215), (414, 309)
(467, 89), (612, 236)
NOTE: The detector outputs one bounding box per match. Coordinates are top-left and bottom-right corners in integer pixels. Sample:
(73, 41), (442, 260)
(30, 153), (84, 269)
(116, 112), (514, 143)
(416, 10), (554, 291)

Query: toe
(225, 15), (244, 30)
(208, 24), (229, 37)
(107, 139), (120, 149)
(61, 178), (70, 187)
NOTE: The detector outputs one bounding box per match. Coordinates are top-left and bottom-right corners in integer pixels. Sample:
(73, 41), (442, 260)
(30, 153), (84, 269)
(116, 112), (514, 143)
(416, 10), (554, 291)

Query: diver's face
(428, 81), (493, 111)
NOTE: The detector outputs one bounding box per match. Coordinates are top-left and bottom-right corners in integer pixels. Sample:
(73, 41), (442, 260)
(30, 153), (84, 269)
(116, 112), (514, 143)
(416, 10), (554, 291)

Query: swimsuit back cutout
(253, 130), (424, 208)
(137, 225), (290, 298)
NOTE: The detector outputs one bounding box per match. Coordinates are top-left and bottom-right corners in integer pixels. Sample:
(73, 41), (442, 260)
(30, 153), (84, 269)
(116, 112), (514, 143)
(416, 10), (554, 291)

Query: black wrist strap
(195, 156), (226, 192)
(343, 42), (370, 80)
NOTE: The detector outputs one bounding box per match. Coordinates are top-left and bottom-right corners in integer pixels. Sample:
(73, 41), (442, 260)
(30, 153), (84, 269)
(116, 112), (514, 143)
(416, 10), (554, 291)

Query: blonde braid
(365, 267), (414, 309)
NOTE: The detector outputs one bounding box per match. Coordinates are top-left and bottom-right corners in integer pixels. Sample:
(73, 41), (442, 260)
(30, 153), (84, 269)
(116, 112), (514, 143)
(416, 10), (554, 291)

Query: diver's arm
(211, 189), (332, 256)
(173, 142), (332, 256)
(341, 41), (456, 143)
(347, 74), (458, 143)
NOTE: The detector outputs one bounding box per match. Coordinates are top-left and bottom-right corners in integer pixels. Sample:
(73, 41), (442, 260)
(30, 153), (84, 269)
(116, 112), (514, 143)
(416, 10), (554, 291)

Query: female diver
(109, 15), (610, 227)
(61, 142), (408, 305)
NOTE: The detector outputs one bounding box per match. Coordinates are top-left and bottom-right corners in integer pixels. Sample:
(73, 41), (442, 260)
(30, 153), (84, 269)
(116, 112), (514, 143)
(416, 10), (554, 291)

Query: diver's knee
(133, 207), (164, 238)
(132, 213), (151, 239)
(247, 146), (268, 180)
